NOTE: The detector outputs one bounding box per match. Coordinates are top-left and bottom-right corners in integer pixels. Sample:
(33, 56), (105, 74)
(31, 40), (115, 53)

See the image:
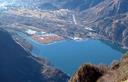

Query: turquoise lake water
(28, 40), (122, 75)
(17, 33), (123, 75)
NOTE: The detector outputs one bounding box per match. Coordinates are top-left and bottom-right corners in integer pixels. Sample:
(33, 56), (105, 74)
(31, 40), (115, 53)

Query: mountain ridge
(79, 0), (128, 49)
(0, 28), (69, 82)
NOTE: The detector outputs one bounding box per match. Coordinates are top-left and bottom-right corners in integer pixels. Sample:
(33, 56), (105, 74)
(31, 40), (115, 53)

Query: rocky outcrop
(122, 80), (128, 82)
(69, 64), (109, 82)
(0, 29), (69, 82)
(69, 53), (128, 82)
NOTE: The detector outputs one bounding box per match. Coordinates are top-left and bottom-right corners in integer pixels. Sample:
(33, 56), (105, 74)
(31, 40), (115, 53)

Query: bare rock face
(97, 54), (128, 82)
(69, 53), (128, 82)
(69, 64), (109, 82)
(0, 29), (69, 82)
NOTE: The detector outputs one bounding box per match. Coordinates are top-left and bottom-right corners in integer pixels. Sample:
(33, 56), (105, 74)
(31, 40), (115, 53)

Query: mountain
(38, 3), (57, 10)
(62, 0), (103, 11)
(0, 0), (127, 50)
(0, 0), (103, 11)
(80, 0), (128, 49)
(0, 29), (69, 82)
(0, 0), (128, 82)
(80, 0), (128, 21)
(37, 0), (104, 11)
(69, 53), (128, 82)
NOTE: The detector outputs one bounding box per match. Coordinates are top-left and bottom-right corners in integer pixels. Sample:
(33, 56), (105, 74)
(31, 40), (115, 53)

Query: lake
(18, 33), (123, 76)
(24, 39), (122, 75)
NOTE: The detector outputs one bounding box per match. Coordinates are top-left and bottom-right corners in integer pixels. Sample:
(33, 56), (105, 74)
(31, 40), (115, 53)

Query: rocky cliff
(0, 29), (69, 82)
(69, 53), (128, 82)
